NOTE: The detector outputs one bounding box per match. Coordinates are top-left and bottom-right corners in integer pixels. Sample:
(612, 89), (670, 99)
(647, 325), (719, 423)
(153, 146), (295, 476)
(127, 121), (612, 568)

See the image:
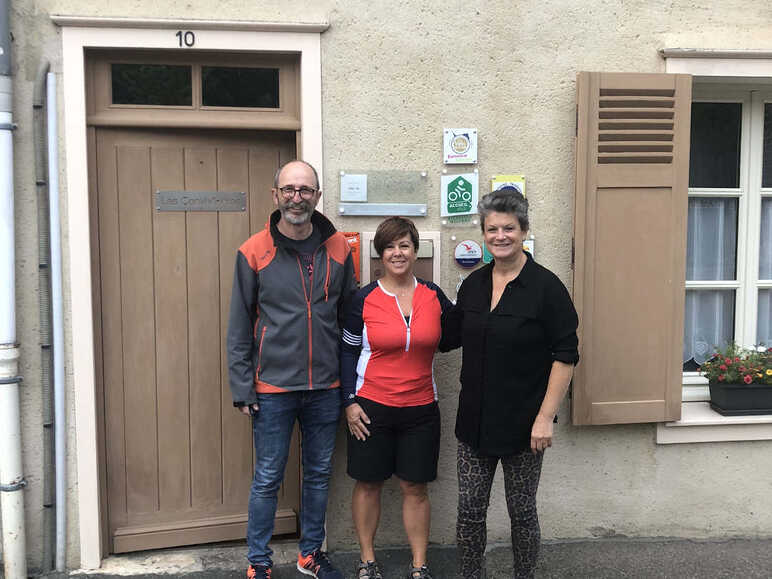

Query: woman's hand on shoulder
(530, 413), (554, 454)
(345, 402), (371, 441)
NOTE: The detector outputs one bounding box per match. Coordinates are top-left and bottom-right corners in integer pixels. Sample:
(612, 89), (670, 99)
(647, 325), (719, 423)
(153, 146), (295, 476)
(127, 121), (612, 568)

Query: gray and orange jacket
(227, 210), (357, 405)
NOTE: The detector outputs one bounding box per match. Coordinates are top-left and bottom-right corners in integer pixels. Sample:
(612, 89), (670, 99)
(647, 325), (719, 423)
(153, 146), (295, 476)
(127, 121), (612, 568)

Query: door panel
(95, 127), (298, 552)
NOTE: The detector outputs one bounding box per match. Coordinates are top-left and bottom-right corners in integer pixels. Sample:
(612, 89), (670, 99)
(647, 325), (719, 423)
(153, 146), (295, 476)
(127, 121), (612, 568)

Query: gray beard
(280, 205), (312, 225)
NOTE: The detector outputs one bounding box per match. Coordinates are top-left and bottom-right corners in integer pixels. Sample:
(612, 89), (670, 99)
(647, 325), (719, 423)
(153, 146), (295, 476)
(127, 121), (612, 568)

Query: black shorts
(347, 397), (441, 483)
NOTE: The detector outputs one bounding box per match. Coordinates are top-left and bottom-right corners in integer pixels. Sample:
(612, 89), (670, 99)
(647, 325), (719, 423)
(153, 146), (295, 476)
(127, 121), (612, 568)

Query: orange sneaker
(246, 563), (271, 578)
(297, 550), (343, 578)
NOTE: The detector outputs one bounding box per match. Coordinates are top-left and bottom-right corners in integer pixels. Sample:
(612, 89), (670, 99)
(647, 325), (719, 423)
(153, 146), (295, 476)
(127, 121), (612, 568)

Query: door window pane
(201, 67), (280, 108)
(683, 290), (735, 370)
(686, 197), (738, 281)
(759, 289), (772, 346)
(689, 102), (741, 188)
(763, 104), (772, 188)
(761, 198), (772, 279)
(111, 64), (192, 106)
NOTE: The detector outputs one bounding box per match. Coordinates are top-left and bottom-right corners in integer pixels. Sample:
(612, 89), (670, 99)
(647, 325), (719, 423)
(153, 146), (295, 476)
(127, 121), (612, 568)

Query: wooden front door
(93, 127), (298, 552)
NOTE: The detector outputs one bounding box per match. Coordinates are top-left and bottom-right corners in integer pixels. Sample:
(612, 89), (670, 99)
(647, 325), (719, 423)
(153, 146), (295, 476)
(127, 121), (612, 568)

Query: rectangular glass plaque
(337, 170), (429, 216)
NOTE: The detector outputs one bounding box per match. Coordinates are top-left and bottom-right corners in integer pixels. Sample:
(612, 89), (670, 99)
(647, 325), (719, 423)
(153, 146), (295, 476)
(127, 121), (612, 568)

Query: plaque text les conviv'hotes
(156, 191), (247, 212)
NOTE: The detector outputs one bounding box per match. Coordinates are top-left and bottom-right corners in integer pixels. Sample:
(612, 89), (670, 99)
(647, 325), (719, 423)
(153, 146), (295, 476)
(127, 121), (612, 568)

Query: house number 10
(175, 30), (195, 47)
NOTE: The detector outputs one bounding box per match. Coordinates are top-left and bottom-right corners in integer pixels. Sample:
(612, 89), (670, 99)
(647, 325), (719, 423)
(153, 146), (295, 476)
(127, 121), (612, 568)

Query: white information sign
(455, 240), (482, 268)
(340, 173), (368, 202)
(443, 128), (478, 164)
(441, 172), (479, 217)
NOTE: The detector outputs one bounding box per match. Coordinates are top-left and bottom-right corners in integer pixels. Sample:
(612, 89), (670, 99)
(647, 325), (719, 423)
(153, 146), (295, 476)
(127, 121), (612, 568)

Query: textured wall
(5, 0), (772, 569)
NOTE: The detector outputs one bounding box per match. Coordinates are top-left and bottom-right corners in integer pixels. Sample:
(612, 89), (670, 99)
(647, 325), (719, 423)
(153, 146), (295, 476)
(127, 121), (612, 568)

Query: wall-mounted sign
(443, 128), (478, 164)
(491, 174), (526, 196)
(340, 173), (368, 202)
(455, 240), (482, 268)
(441, 173), (478, 217)
(156, 191), (246, 212)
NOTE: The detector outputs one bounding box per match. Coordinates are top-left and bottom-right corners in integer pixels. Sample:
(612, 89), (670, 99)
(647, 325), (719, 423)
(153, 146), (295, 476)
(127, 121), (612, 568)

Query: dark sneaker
(407, 564), (433, 579)
(246, 563), (271, 579)
(297, 550), (343, 579)
(357, 559), (383, 579)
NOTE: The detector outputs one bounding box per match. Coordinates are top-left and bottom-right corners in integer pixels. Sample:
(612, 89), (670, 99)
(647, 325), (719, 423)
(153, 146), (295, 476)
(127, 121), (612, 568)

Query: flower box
(700, 344), (772, 415)
(709, 381), (772, 416)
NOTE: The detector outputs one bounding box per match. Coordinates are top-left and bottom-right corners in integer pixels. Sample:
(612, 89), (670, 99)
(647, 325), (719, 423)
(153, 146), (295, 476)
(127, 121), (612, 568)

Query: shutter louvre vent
(598, 88), (676, 164)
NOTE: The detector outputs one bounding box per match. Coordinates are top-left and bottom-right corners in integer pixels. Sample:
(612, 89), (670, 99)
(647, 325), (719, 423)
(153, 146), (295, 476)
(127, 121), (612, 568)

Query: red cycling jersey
(341, 278), (452, 407)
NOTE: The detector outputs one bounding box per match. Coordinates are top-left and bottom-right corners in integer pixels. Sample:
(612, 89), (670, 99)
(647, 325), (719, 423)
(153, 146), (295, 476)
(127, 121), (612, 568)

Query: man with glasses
(228, 160), (356, 579)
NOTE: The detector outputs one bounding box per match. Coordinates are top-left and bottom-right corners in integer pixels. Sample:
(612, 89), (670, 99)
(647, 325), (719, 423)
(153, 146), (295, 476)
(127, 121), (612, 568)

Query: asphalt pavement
(51, 538), (772, 579)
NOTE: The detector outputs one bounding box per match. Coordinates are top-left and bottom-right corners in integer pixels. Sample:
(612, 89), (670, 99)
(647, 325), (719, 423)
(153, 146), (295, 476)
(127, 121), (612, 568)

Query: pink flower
(718, 374), (725, 382)
(719, 364), (728, 371)
(743, 374), (753, 384)
(725, 358), (733, 365)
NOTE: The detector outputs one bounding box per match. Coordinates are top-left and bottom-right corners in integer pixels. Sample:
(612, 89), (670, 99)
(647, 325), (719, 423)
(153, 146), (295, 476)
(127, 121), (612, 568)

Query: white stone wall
(5, 0), (772, 570)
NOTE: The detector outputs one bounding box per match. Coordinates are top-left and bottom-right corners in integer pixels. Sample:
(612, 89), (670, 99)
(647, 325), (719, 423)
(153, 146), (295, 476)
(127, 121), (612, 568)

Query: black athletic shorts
(347, 396), (441, 483)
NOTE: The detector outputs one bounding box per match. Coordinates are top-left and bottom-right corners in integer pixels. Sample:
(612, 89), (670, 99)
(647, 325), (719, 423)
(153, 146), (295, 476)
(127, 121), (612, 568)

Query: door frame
(55, 16), (328, 569)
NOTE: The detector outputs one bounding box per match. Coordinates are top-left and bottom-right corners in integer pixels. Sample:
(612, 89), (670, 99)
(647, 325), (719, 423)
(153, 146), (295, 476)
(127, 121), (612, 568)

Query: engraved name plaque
(156, 191), (246, 212)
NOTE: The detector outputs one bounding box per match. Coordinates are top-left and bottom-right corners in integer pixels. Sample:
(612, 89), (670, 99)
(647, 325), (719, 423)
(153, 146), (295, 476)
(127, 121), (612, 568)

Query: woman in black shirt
(441, 187), (579, 579)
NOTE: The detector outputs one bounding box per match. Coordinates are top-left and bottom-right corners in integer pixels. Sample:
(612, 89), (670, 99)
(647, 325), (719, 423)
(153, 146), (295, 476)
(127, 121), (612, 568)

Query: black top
(275, 226), (322, 286)
(440, 253), (579, 455)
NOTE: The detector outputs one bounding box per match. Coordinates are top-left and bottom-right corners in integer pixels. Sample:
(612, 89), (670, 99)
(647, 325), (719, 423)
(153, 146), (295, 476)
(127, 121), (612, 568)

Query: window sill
(656, 402), (772, 444)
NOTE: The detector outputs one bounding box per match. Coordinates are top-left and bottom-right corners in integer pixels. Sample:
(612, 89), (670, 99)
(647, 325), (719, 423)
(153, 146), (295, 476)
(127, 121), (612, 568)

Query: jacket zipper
(324, 253), (330, 302)
(296, 251), (317, 389)
(391, 292), (412, 352)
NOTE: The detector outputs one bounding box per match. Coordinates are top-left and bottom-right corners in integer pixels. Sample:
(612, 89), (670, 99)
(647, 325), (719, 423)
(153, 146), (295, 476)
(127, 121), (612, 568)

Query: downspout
(47, 70), (66, 573)
(0, 0), (29, 578)
(33, 59), (54, 574)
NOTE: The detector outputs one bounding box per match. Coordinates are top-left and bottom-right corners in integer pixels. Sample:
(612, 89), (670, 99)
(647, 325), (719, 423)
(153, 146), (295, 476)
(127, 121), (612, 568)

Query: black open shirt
(441, 253), (579, 455)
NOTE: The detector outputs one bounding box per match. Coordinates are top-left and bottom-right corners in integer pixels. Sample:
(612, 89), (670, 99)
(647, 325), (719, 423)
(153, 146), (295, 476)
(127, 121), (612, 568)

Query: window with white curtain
(684, 87), (772, 373)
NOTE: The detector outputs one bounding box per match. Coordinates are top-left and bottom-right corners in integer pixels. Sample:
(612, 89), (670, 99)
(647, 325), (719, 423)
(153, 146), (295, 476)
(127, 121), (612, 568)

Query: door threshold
(72, 538), (299, 575)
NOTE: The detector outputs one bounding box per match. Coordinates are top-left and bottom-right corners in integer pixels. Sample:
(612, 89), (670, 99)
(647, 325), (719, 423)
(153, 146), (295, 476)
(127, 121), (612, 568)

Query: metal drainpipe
(47, 70), (66, 574)
(33, 59), (54, 574)
(0, 0), (29, 576)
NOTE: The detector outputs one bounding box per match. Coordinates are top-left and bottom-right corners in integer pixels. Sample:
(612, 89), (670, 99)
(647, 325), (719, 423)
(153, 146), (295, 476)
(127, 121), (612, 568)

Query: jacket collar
(268, 209), (338, 248)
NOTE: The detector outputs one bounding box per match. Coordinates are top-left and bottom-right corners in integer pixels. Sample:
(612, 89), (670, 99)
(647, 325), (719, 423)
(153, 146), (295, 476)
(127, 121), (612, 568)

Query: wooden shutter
(572, 72), (692, 425)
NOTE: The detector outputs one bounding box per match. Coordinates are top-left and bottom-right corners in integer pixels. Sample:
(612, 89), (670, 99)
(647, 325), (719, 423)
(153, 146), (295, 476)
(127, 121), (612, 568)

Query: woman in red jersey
(341, 217), (452, 579)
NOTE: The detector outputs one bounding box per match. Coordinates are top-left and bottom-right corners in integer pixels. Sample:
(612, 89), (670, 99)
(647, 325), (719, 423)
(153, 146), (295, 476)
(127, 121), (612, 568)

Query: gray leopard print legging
(456, 441), (544, 579)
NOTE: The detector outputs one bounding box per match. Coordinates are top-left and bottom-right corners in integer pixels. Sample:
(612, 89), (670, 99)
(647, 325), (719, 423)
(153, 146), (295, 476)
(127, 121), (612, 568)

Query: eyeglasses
(278, 185), (318, 199)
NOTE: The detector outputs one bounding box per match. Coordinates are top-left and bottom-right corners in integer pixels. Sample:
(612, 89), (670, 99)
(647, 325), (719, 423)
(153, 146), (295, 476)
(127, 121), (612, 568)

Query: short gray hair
(478, 186), (529, 231)
(273, 160), (320, 190)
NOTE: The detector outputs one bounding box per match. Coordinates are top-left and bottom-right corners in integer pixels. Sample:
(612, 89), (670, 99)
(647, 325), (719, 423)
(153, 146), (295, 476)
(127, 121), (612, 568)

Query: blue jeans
(247, 389), (341, 567)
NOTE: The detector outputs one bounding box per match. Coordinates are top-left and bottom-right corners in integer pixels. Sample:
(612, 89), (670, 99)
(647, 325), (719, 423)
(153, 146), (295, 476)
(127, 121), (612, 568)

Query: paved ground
(44, 537), (772, 578)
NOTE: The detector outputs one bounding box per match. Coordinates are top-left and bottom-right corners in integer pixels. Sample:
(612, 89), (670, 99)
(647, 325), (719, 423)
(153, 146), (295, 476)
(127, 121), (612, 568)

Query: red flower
(718, 374), (725, 381)
(719, 364), (728, 371)
(743, 374), (753, 384)
(725, 358), (733, 365)
(735, 357), (741, 362)
(739, 366), (746, 372)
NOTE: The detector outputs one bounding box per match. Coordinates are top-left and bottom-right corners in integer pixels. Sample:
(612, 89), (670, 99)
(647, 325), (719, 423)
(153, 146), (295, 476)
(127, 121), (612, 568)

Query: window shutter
(571, 72), (692, 426)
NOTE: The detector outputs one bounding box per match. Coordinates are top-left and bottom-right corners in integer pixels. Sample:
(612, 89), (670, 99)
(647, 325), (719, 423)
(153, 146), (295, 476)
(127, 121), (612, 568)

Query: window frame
(683, 86), (772, 399)
(658, 52), (772, 442)
(86, 49), (299, 129)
